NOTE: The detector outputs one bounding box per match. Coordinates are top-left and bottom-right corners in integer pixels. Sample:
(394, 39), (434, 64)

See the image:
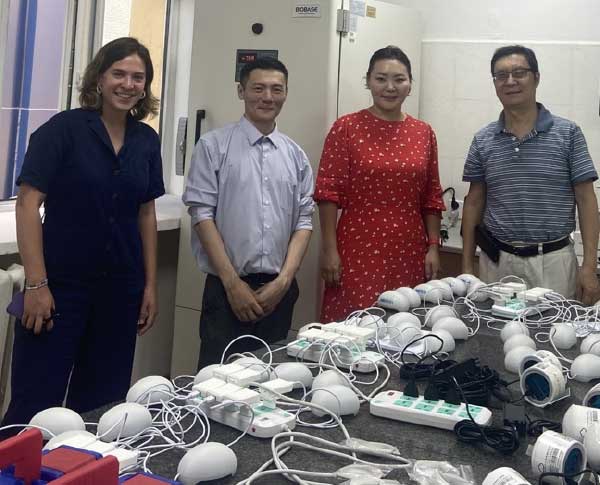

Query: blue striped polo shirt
(462, 103), (597, 243)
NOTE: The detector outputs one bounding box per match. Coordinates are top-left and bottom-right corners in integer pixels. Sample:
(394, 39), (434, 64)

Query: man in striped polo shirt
(461, 45), (600, 303)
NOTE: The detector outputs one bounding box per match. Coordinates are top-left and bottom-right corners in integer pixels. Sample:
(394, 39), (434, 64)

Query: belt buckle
(538, 243), (544, 256)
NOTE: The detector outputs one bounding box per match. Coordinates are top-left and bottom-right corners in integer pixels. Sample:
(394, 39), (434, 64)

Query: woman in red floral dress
(315, 46), (445, 322)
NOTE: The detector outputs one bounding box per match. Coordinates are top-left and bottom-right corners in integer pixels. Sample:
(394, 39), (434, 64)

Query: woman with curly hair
(1, 37), (165, 430)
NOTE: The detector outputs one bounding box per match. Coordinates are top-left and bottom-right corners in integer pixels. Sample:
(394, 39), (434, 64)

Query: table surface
(87, 315), (592, 485)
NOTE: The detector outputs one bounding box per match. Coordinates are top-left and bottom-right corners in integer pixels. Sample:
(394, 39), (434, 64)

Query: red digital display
(238, 53), (257, 63)
(235, 50), (278, 81)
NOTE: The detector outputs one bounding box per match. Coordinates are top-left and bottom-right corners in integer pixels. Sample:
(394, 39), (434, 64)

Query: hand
(138, 285), (159, 336)
(224, 277), (264, 322)
(577, 266), (600, 306)
(23, 286), (55, 334)
(320, 247), (342, 286)
(425, 245), (440, 280)
(255, 276), (290, 317)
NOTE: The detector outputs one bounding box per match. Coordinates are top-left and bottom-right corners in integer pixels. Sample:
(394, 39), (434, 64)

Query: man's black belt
(490, 234), (571, 258)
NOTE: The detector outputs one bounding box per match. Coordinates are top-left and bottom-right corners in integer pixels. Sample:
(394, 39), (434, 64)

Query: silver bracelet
(25, 278), (49, 290)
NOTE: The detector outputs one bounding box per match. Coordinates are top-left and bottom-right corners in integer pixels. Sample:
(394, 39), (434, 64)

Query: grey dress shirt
(183, 116), (314, 276)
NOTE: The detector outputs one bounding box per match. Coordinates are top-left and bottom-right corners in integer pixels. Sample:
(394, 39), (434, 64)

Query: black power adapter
(503, 402), (527, 436)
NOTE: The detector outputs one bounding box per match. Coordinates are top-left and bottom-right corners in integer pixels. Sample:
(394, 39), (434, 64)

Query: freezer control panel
(235, 49), (278, 81)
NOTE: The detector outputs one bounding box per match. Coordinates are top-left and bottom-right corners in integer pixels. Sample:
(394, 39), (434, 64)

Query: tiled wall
(419, 41), (600, 202)
(102, 0), (132, 45)
(382, 0), (600, 202)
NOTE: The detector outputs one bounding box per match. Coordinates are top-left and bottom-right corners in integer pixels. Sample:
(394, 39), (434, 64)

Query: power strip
(490, 286), (555, 319)
(489, 283), (527, 306)
(516, 287), (553, 304)
(43, 434), (139, 472)
(375, 336), (428, 354)
(491, 302), (528, 319)
(187, 394), (296, 438)
(491, 301), (550, 319)
(286, 338), (384, 372)
(211, 362), (267, 386)
(369, 390), (492, 431)
(296, 322), (377, 349)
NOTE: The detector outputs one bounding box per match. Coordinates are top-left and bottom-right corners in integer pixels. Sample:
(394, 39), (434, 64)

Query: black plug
(445, 382), (461, 405)
(503, 402), (527, 436)
(442, 186), (460, 211)
(403, 377), (420, 398)
(440, 226), (449, 242)
(501, 424), (521, 455)
(450, 195), (459, 210)
(423, 378), (440, 401)
(435, 358), (478, 382)
(491, 385), (512, 403)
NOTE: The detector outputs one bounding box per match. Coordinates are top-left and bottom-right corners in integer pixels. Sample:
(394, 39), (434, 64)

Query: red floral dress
(315, 109), (445, 322)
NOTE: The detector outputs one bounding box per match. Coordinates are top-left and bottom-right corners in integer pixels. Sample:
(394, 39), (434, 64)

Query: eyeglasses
(492, 68), (534, 83)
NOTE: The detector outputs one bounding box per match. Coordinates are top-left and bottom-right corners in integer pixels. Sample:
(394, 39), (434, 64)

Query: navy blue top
(17, 108), (165, 282)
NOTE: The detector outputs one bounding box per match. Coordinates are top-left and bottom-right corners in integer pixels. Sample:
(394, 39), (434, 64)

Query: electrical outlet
(445, 199), (463, 222)
(444, 199), (463, 225)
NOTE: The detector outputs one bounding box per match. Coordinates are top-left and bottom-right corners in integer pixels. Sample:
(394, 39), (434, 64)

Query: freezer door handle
(175, 117), (187, 176)
(195, 109), (206, 144)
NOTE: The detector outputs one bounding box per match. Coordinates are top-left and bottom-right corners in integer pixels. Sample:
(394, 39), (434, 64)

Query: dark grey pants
(198, 273), (299, 368)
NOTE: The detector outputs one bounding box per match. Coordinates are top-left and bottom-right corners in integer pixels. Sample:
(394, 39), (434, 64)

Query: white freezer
(171, 0), (422, 376)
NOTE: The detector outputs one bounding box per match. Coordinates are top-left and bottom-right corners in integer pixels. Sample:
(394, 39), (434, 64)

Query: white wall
(385, 0), (600, 201)
(388, 0), (600, 41)
(161, 0), (194, 196)
(102, 0), (131, 44)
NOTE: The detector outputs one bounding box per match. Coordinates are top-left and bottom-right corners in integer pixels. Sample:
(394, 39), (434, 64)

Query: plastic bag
(339, 479), (403, 485)
(340, 437), (400, 455)
(337, 464), (388, 480)
(406, 460), (475, 485)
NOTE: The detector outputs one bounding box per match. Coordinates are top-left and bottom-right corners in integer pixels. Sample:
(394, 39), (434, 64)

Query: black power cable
(399, 334), (445, 397)
(398, 339), (522, 454)
(400, 354), (512, 407)
(451, 377), (520, 455)
(442, 187), (460, 211)
(538, 468), (599, 485)
(526, 415), (561, 437)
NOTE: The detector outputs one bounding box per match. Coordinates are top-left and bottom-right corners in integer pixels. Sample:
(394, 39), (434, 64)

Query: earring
(140, 91), (146, 99)
(96, 84), (102, 95)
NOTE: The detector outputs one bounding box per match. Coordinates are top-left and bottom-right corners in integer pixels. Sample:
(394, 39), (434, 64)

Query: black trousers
(198, 273), (299, 368)
(1, 276), (142, 436)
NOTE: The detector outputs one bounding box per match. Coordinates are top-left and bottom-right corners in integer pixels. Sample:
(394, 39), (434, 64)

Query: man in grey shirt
(183, 58), (314, 367)
(462, 45), (599, 303)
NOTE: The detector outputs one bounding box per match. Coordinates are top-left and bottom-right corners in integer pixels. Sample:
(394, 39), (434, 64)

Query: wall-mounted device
(235, 49), (278, 81)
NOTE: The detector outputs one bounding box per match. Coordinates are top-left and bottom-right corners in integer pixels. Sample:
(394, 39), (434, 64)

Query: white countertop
(154, 194), (185, 231)
(0, 194), (184, 256)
